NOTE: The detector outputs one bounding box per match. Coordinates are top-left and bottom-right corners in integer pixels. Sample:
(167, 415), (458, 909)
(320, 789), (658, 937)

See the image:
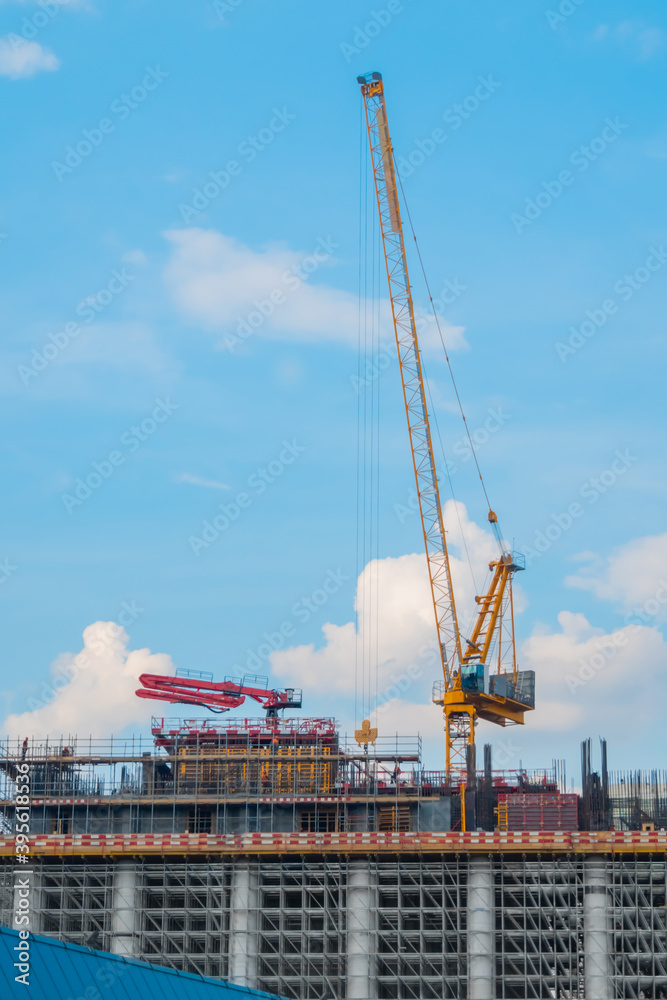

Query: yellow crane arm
(358, 72), (462, 687)
(358, 72), (534, 775)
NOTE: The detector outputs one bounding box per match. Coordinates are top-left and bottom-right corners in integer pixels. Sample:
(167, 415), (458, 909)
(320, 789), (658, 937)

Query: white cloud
(0, 38), (59, 79)
(521, 610), (667, 736)
(163, 228), (467, 352)
(271, 501), (501, 702)
(176, 472), (229, 490)
(271, 513), (667, 763)
(121, 249), (147, 266)
(2, 622), (176, 739)
(53, 321), (173, 374)
(565, 532), (667, 621)
(593, 22), (665, 60)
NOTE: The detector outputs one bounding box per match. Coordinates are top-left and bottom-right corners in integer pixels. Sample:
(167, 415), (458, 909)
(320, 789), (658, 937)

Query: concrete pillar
(583, 856), (613, 1000)
(229, 863), (259, 988)
(347, 862), (377, 1000)
(110, 862), (138, 956)
(467, 856), (494, 1000)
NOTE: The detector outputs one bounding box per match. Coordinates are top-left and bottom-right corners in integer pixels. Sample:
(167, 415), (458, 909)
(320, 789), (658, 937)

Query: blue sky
(1, 0), (666, 780)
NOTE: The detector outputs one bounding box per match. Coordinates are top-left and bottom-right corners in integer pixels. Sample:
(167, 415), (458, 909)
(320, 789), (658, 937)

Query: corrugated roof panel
(0, 927), (284, 1000)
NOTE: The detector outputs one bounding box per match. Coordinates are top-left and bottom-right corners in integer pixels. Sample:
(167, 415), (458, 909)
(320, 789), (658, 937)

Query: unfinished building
(1, 720), (666, 999)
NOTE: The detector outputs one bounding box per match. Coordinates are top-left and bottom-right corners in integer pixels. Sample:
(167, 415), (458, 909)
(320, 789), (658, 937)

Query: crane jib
(358, 71), (534, 774)
(360, 74), (462, 688)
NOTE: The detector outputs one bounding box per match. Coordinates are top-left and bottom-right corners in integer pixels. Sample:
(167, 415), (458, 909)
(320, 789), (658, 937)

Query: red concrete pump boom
(136, 669), (302, 718)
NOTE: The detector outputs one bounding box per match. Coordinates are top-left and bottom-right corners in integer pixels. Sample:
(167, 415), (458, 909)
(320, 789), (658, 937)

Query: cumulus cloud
(271, 501), (502, 703)
(0, 38), (59, 79)
(521, 610), (667, 737)
(271, 512), (667, 764)
(163, 228), (466, 353)
(565, 532), (667, 621)
(518, 531), (667, 742)
(2, 622), (175, 739)
(362, 610), (667, 762)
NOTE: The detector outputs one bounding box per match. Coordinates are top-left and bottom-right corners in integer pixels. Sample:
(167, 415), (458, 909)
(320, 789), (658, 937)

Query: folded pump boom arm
(136, 673), (302, 718)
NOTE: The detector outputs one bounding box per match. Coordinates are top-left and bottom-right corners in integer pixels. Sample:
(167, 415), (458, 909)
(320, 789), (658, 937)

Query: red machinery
(136, 669), (302, 719)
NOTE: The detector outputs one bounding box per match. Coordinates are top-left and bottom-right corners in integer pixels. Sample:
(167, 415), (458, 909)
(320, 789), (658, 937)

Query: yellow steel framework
(176, 745), (336, 795)
(358, 72), (533, 774)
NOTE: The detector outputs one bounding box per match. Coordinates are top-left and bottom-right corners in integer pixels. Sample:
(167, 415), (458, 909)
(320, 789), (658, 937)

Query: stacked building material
(499, 792), (579, 831)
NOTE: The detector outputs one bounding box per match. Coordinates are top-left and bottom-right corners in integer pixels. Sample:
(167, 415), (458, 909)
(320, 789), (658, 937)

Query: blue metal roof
(0, 927), (285, 1000)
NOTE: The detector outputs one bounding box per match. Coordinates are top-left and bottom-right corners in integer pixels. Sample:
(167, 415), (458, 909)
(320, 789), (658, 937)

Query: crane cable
(424, 375), (479, 596)
(356, 107), (383, 727)
(354, 101), (365, 729)
(394, 168), (505, 557)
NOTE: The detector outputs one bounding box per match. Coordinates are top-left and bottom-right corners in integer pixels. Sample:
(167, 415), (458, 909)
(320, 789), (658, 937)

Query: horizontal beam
(0, 792), (426, 807)
(1, 830), (665, 857)
(0, 753), (420, 766)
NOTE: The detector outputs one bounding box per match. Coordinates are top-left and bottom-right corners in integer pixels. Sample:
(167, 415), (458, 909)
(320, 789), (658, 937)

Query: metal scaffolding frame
(2, 853), (666, 998)
(0, 728), (566, 838)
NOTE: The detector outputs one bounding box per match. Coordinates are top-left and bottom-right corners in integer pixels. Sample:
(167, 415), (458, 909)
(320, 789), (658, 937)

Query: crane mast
(358, 72), (535, 775)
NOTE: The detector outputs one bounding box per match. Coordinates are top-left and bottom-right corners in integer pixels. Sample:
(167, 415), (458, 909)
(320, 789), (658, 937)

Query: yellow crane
(358, 72), (535, 775)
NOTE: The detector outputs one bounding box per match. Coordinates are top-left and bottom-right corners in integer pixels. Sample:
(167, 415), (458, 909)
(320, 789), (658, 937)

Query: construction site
(0, 723), (666, 998)
(2, 73), (665, 1000)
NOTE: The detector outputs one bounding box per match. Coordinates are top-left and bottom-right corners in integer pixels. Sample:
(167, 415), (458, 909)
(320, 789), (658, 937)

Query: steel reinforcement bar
(1, 830), (666, 857)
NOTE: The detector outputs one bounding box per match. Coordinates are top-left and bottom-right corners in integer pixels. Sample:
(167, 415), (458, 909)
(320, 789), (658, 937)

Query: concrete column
(347, 862), (377, 1000)
(229, 863), (259, 988)
(110, 863), (138, 956)
(583, 856), (613, 1000)
(467, 856), (494, 1000)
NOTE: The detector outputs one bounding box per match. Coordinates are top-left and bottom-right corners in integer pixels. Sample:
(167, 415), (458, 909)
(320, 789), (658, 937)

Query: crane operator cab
(461, 661), (489, 694)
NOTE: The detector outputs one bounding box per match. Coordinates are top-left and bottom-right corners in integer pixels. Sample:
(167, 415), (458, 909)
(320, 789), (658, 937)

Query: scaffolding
(1, 725), (666, 997)
(2, 854), (666, 998)
(0, 725), (565, 838)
